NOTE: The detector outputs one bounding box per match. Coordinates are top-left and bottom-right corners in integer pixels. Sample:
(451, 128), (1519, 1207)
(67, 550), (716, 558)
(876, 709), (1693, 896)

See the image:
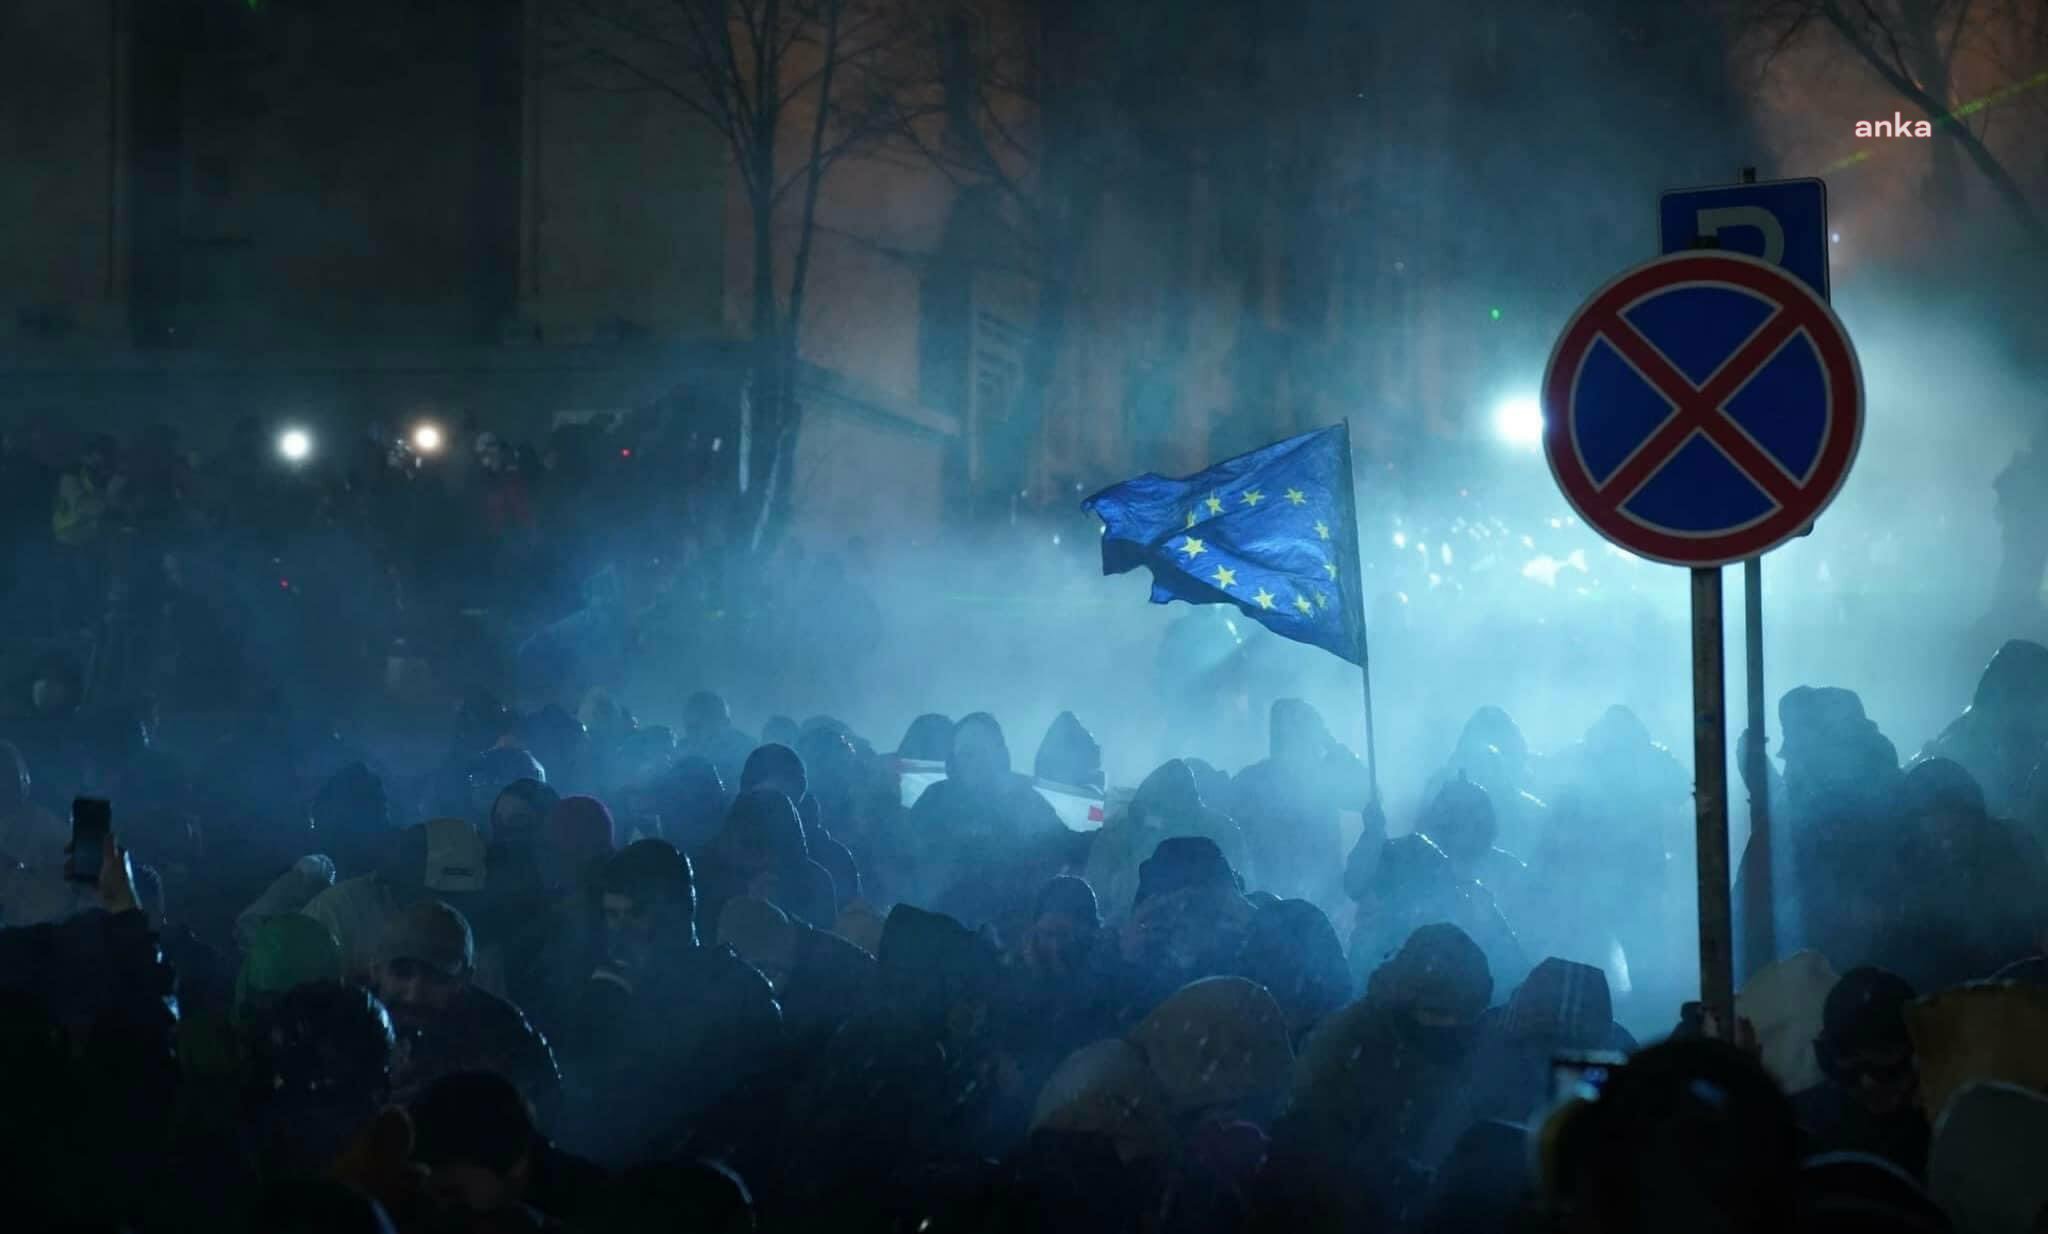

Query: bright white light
(277, 428), (313, 463)
(1392, 532), (1407, 549)
(1830, 232), (1841, 244)
(412, 423), (444, 453)
(1491, 394), (1545, 448)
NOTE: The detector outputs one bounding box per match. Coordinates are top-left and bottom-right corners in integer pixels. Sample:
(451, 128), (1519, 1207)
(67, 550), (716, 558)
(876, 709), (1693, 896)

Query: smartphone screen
(68, 797), (110, 884)
(1551, 1051), (1628, 1104)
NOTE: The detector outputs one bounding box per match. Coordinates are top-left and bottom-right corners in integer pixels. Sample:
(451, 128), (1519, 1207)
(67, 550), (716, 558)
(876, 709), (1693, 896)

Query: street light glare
(278, 428), (313, 463)
(412, 423), (444, 453)
(1492, 395), (1545, 448)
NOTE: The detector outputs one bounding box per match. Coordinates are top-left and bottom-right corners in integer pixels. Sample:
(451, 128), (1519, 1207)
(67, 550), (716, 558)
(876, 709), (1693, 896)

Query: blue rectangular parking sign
(1659, 177), (1830, 302)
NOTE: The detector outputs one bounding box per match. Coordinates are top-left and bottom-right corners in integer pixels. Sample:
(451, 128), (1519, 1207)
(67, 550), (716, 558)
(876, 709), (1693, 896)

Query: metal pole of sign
(1735, 165), (1779, 982)
(1742, 552), (1775, 975)
(1693, 566), (1736, 1039)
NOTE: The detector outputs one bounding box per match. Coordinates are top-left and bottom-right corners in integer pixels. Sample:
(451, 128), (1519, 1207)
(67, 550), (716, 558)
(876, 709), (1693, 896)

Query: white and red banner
(890, 759), (1106, 833)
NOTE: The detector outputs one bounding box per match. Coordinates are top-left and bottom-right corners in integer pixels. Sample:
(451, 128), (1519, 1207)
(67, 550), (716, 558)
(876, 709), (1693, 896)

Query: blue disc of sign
(1540, 250), (1864, 567)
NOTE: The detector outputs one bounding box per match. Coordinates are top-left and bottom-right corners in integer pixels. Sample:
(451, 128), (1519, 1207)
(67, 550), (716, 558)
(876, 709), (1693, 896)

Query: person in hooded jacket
(897, 713), (956, 763)
(715, 894), (876, 1054)
(1736, 685), (1907, 969)
(1260, 923), (1495, 1233)
(1130, 975), (1294, 1233)
(768, 1007), (956, 1231)
(519, 705), (590, 798)
(911, 712), (1070, 929)
(1110, 837), (1258, 1026)
(762, 715), (802, 749)
(1346, 831), (1527, 995)
(1413, 775), (1530, 907)
(409, 1069), (561, 1233)
(1545, 705), (1690, 877)
(471, 778), (563, 998)
(1873, 759), (2048, 989)
(1035, 711), (1105, 791)
(1538, 705), (1691, 998)
(1918, 639), (2048, 819)
(1233, 897), (1351, 1051)
(1456, 958), (1635, 1139)
(0, 833), (179, 1231)
(995, 875), (1121, 1088)
(655, 755), (728, 852)
(1229, 699), (1368, 907)
(739, 742), (860, 908)
(564, 838), (784, 1166)
(509, 794), (617, 1045)
(1422, 705), (1551, 857)
(692, 787), (837, 928)
(461, 747), (550, 837)
(1086, 759), (1251, 922)
(874, 903), (1025, 1156)
(680, 691), (756, 793)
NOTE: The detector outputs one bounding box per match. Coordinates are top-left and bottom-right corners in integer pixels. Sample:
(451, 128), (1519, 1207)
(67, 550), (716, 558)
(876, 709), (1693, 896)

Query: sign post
(1659, 171), (1832, 980)
(1541, 246), (1863, 1039)
(1691, 565), (1732, 1033)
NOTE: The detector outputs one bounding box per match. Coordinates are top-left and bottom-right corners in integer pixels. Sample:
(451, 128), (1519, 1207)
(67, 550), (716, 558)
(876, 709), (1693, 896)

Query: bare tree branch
(1818, 0), (2048, 243)
(974, 84), (1035, 163)
(776, 34), (908, 108)
(1943, 0), (1975, 74)
(1760, 6), (1819, 75)
(1853, 0), (1923, 85)
(571, 0), (757, 152)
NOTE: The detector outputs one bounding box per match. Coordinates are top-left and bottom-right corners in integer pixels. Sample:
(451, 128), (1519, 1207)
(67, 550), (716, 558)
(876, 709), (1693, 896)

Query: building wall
(789, 366), (951, 551)
(523, 0), (727, 344)
(0, 0), (959, 551)
(1, 1), (123, 343)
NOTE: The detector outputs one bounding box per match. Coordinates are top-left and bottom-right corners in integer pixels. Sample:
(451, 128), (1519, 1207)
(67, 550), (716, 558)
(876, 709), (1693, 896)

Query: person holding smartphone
(0, 809), (177, 1231)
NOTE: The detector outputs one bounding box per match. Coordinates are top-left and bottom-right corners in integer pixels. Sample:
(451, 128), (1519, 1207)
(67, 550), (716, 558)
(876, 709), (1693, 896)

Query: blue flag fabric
(1083, 423), (1366, 666)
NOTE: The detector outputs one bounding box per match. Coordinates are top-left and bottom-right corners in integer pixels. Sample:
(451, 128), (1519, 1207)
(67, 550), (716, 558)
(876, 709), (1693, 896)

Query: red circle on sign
(1540, 250), (1863, 567)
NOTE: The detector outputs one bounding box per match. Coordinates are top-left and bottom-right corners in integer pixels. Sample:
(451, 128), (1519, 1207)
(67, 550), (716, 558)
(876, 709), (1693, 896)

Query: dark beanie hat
(1135, 836), (1240, 908)
(1034, 875), (1101, 929)
(547, 796), (616, 867)
(741, 743), (808, 799)
(1820, 967), (1916, 1052)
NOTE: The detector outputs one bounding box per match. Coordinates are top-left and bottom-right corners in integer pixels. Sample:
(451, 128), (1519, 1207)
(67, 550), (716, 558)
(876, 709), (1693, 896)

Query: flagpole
(1335, 420), (1381, 804)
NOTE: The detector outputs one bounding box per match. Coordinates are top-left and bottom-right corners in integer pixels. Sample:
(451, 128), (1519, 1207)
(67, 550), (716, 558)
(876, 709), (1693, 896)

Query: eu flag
(1083, 423), (1366, 666)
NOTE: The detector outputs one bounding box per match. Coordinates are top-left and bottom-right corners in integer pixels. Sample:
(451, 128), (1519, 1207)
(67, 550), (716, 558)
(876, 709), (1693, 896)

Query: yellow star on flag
(1253, 587), (1276, 610)
(1242, 489), (1264, 507)
(1324, 562), (1338, 579)
(1315, 591), (1329, 608)
(1178, 536), (1206, 559)
(1285, 487), (1307, 505)
(1186, 509), (1198, 528)
(1293, 595), (1313, 614)
(1211, 565), (1236, 589)
(1314, 519), (1330, 540)
(1205, 493), (1225, 516)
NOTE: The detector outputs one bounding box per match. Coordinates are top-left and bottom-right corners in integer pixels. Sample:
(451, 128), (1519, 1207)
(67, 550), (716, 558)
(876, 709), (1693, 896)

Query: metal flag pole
(1335, 419), (1382, 803)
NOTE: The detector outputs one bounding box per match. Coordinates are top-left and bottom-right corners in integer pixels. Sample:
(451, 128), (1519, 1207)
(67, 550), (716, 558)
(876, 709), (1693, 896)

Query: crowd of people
(2, 605), (2048, 1232)
(0, 410), (891, 724)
